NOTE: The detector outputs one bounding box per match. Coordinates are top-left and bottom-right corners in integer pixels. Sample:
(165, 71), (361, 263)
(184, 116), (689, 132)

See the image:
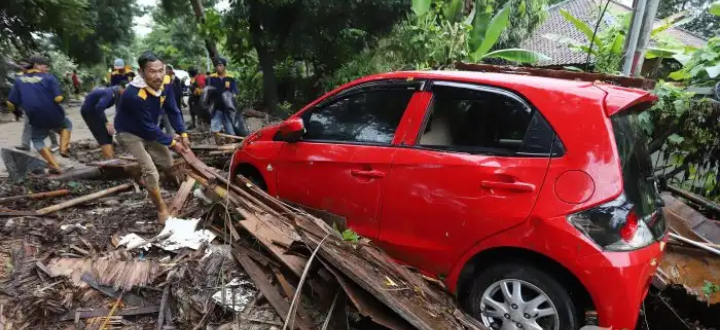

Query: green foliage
(0, 0), (91, 51)
(341, 228), (360, 242)
(669, 37), (720, 86)
(711, 1), (720, 15)
(658, 0), (719, 39)
(702, 280), (720, 297)
(143, 6), (210, 70)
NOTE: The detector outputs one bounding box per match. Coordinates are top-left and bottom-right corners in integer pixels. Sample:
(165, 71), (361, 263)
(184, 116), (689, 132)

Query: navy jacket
(207, 72), (238, 111)
(115, 85), (177, 146)
(7, 70), (66, 129)
(159, 75), (186, 132)
(80, 87), (119, 122)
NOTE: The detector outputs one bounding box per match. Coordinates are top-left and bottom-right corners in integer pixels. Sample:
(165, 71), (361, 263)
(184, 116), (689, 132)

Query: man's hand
(171, 141), (187, 154)
(182, 136), (191, 148)
(105, 122), (115, 135)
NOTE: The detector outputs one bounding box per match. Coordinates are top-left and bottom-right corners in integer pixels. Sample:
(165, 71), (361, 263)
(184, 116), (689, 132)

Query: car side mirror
(275, 118), (305, 142)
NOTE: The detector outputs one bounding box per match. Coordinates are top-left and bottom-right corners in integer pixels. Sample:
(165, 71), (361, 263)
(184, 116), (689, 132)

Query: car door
(377, 81), (559, 277)
(274, 80), (424, 240)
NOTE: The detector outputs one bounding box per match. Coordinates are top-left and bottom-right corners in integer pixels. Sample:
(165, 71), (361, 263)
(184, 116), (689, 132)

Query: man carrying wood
(80, 83), (125, 159)
(114, 51), (190, 224)
(6, 55), (72, 173)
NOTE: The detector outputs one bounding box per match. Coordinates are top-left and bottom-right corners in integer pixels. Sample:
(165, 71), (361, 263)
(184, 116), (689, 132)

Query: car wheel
(463, 263), (578, 330)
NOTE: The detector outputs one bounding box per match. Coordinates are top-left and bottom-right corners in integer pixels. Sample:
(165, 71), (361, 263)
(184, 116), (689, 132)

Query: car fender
(445, 215), (602, 293)
(231, 141), (286, 195)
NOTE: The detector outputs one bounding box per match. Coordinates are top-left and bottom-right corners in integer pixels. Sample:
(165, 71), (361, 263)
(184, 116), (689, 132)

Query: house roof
(519, 0), (708, 67)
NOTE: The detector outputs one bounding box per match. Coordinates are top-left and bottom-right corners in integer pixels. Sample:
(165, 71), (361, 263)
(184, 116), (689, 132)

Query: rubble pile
(0, 137), (486, 330)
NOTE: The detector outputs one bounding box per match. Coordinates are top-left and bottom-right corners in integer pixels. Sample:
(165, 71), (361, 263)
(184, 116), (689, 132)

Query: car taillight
(567, 194), (655, 251)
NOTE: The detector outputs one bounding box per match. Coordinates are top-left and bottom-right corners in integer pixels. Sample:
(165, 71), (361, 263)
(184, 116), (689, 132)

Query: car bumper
(576, 239), (666, 329)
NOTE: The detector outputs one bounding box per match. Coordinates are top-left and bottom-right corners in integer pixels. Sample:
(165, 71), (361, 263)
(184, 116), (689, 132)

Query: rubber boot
(148, 188), (170, 224)
(59, 129), (71, 158)
(39, 147), (62, 174)
(100, 144), (115, 160)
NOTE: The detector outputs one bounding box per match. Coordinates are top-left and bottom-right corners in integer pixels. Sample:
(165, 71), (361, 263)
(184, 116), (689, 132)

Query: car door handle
(481, 181), (535, 192)
(350, 169), (386, 179)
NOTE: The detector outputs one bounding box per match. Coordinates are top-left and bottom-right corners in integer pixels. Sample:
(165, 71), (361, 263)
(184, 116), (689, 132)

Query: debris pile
(0, 139), (486, 330)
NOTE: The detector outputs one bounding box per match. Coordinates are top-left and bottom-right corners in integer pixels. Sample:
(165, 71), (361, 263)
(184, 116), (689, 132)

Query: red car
(231, 71), (667, 330)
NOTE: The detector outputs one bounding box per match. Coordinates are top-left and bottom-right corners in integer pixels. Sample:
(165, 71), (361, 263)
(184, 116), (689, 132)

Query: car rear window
(611, 107), (666, 238)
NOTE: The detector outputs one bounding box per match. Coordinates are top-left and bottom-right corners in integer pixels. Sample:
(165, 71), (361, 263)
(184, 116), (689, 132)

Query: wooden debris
(0, 189), (70, 204)
(663, 192), (720, 244)
(60, 306), (161, 321)
(232, 251), (312, 330)
(667, 185), (720, 215)
(156, 287), (170, 330)
(46, 258), (160, 291)
(36, 183), (133, 215)
(170, 176), (196, 215)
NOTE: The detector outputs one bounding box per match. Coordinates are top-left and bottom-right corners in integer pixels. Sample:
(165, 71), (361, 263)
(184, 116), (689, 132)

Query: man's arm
(229, 77), (238, 95)
(48, 75), (64, 104)
(7, 79), (21, 113)
(125, 96), (176, 146)
(95, 91), (115, 122)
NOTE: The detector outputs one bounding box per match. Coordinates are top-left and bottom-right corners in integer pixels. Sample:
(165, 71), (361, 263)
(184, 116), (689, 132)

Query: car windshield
(611, 107), (666, 238)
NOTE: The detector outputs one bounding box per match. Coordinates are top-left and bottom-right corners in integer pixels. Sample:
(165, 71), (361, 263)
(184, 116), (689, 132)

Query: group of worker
(6, 51), (243, 224)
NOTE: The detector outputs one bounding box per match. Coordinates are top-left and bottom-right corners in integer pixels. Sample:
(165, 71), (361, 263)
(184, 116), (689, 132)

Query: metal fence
(653, 144), (720, 202)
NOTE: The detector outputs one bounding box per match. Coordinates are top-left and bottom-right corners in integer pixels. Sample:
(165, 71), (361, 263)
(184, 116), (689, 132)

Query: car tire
(462, 263), (578, 330)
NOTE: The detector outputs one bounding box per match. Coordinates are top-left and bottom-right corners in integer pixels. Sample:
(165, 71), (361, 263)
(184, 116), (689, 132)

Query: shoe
(100, 144), (115, 160)
(214, 132), (224, 145)
(148, 188), (170, 224)
(59, 129), (71, 158)
(38, 147), (62, 174)
(15, 145), (30, 152)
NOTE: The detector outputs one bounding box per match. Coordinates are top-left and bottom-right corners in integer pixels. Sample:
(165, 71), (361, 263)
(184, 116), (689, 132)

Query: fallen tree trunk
(36, 183), (133, 215)
(0, 189), (70, 204)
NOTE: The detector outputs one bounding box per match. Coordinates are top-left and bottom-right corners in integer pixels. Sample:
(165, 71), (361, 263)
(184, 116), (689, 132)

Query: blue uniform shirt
(7, 69), (65, 129)
(80, 87), (118, 122)
(109, 70), (132, 86)
(160, 75), (186, 133)
(207, 72), (238, 111)
(115, 85), (174, 146)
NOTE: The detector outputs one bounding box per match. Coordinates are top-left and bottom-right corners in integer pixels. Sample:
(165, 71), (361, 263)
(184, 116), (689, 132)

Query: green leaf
(610, 33), (624, 54)
(412, 0), (432, 17)
(469, 11), (493, 52)
(482, 48), (551, 63)
(475, 3), (511, 58)
(672, 53), (693, 66)
(706, 64), (720, 78)
(341, 229), (360, 243)
(442, 0), (464, 23)
(668, 68), (690, 81)
(646, 47), (681, 59)
(710, 1), (720, 16)
(668, 134), (685, 145)
(560, 9), (600, 48)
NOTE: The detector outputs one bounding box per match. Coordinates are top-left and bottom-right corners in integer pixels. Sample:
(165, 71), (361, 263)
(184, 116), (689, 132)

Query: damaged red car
(230, 71), (668, 330)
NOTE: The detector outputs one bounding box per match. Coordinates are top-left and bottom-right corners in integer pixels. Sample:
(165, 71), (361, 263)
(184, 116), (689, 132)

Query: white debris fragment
(193, 188), (213, 205)
(211, 277), (255, 312)
(155, 217), (216, 251)
(118, 233), (152, 250)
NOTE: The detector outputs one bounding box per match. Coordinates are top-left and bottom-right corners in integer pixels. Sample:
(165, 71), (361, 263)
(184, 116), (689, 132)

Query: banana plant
(411, 0), (550, 64)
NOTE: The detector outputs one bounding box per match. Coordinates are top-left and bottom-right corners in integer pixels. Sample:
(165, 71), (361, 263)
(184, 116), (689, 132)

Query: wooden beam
(36, 183), (133, 215)
(0, 189), (70, 204)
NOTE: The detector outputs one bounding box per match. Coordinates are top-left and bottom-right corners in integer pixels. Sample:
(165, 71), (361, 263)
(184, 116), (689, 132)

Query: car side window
(302, 88), (414, 144)
(418, 84), (555, 156)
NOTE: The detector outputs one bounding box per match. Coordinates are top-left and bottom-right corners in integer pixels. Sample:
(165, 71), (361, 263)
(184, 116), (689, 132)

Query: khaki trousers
(116, 132), (173, 190)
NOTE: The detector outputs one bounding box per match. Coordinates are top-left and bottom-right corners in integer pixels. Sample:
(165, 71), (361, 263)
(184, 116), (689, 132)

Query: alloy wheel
(479, 279), (560, 330)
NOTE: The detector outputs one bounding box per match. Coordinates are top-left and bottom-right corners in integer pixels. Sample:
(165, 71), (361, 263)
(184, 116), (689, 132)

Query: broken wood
(232, 251), (311, 330)
(0, 189), (70, 204)
(215, 132), (245, 141)
(36, 183), (133, 215)
(663, 192), (720, 244)
(156, 287), (169, 330)
(668, 185), (720, 215)
(59, 306), (161, 321)
(170, 176), (196, 215)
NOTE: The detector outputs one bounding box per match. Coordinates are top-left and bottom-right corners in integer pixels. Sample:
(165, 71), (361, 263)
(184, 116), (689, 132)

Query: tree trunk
(248, 0), (282, 118)
(189, 0), (219, 62)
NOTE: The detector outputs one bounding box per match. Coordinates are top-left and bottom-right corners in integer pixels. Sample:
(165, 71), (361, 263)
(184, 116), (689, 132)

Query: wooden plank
(663, 193), (720, 244)
(36, 183), (133, 215)
(232, 251), (311, 330)
(59, 306), (160, 321)
(170, 176), (196, 215)
(0, 189), (70, 204)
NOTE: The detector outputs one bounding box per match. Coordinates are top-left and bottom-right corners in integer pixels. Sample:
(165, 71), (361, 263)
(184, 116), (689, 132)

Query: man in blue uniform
(108, 59), (132, 87)
(114, 52), (190, 224)
(80, 84), (125, 159)
(6, 55), (72, 173)
(207, 57), (238, 143)
(12, 59), (60, 152)
(158, 64), (185, 136)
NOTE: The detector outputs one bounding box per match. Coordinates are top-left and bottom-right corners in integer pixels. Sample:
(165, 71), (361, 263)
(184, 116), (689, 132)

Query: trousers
(22, 116), (58, 149)
(31, 118), (71, 150)
(116, 132), (173, 190)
